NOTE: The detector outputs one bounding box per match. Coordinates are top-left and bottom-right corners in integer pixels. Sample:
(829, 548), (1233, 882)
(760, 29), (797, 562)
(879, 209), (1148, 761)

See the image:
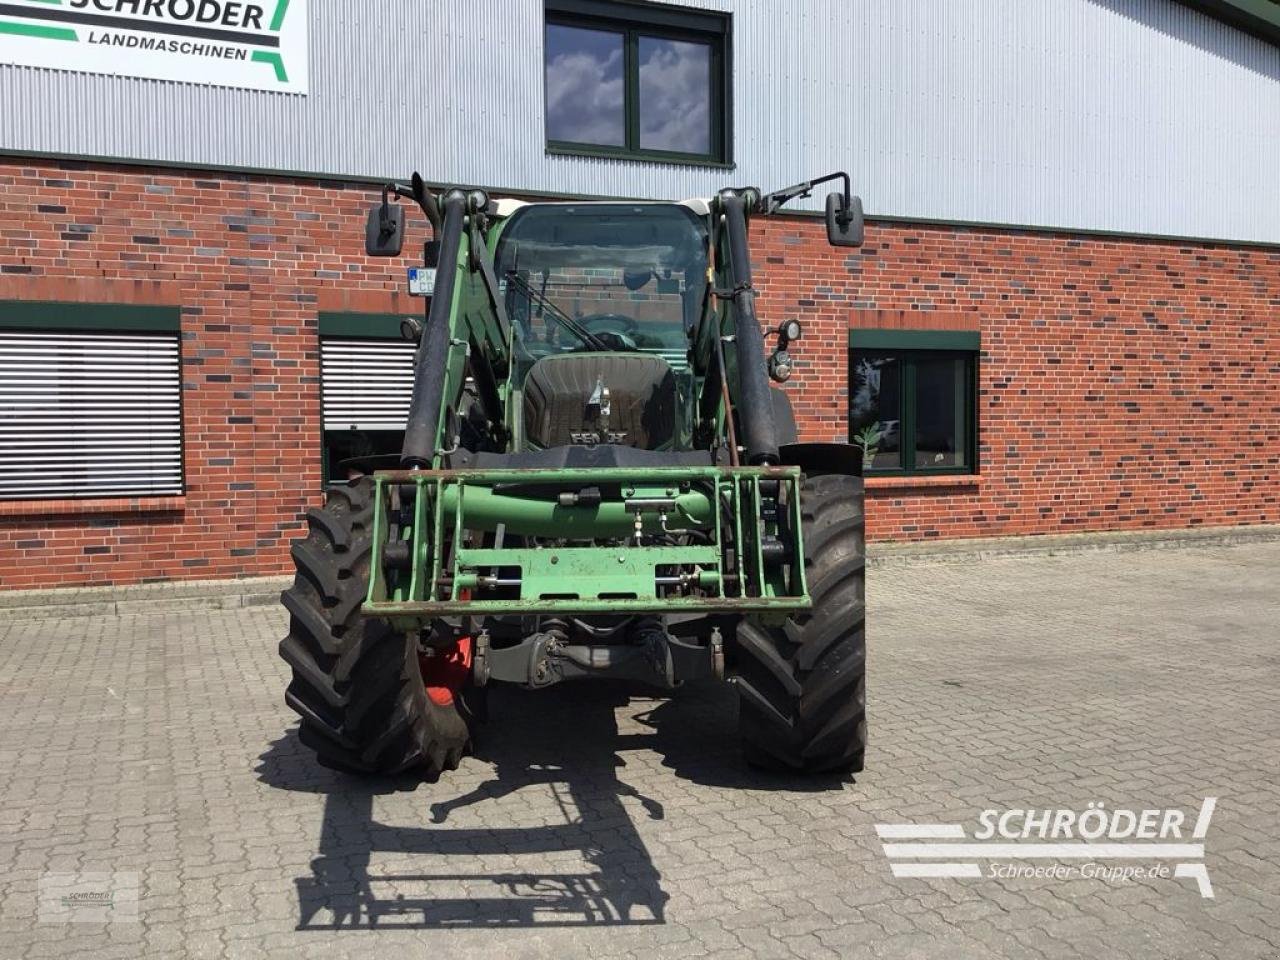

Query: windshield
(495, 203), (708, 365)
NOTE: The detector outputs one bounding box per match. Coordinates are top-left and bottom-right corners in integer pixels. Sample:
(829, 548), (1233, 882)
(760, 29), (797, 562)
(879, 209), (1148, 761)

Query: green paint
(269, 0), (290, 31)
(433, 227), (475, 466)
(453, 544), (721, 600)
(0, 301), (180, 332)
(365, 467), (809, 622)
(318, 312), (413, 339)
(251, 50), (287, 82)
(367, 486), (392, 608)
(0, 19), (76, 40)
(437, 484), (714, 540)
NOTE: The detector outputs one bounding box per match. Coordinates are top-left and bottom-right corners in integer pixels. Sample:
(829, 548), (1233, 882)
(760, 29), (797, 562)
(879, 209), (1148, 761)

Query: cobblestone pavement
(2, 542), (1279, 960)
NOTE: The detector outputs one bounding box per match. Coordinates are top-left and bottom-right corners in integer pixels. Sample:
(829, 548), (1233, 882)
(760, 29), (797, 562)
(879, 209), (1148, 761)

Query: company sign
(0, 0), (308, 93)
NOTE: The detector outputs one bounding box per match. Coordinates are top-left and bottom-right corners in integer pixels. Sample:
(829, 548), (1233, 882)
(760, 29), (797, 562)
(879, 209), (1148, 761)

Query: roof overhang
(1171, 0), (1280, 47)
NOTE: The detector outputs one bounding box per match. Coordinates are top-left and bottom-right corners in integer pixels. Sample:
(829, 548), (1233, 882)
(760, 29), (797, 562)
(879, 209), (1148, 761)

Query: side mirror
(365, 189), (405, 257)
(825, 192), (864, 247)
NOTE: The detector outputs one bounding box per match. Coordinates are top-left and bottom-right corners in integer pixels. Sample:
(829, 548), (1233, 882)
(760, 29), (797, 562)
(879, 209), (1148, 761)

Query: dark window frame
(544, 0), (733, 167)
(848, 330), (980, 478)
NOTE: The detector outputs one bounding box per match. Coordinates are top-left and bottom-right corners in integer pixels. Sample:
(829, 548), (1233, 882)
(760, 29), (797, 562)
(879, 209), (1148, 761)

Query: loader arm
(401, 188), (514, 468)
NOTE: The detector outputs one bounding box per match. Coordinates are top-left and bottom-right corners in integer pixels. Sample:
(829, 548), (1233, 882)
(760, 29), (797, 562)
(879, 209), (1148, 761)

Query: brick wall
(0, 159), (425, 589)
(755, 218), (1280, 540)
(0, 158), (1277, 589)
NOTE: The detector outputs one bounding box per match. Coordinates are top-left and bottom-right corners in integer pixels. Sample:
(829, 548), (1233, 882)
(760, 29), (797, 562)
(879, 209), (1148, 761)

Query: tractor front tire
(733, 473), (867, 774)
(278, 479), (473, 776)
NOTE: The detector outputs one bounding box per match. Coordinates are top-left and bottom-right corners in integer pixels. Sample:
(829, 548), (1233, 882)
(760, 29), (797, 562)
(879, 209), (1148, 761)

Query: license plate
(408, 267), (436, 297)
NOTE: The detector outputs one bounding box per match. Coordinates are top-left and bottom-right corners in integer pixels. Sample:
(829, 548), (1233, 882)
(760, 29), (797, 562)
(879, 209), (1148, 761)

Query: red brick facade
(754, 217), (1280, 540)
(1, 158), (1277, 588)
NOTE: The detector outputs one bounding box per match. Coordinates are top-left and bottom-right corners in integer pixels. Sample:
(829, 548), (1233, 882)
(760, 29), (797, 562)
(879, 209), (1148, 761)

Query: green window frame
(544, 0), (733, 167)
(0, 301), (179, 333)
(848, 329), (980, 477)
(318, 312), (418, 487)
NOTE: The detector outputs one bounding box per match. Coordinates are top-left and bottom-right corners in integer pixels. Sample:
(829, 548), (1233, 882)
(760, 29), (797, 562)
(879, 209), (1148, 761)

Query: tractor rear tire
(278, 478), (474, 776)
(733, 473), (867, 774)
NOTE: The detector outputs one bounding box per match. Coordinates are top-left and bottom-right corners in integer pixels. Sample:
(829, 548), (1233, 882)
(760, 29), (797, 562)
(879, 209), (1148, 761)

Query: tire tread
(279, 479), (472, 776)
(735, 473), (867, 774)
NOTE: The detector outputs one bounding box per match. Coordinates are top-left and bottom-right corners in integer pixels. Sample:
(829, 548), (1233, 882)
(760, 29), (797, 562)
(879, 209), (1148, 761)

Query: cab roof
(492, 197), (711, 218)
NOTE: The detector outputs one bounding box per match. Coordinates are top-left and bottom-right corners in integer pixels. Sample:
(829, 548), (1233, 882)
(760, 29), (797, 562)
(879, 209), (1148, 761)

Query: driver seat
(521, 353), (677, 450)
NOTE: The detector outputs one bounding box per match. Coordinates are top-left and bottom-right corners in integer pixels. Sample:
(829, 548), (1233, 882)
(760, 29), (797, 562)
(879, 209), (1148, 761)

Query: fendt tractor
(279, 172), (868, 777)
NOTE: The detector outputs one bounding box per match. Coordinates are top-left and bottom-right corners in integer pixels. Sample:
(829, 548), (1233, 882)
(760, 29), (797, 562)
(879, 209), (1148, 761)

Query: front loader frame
(365, 464), (810, 630)
(354, 174), (864, 636)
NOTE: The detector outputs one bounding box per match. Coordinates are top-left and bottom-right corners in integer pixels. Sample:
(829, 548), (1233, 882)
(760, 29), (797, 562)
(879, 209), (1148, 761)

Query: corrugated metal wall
(2, 0), (1278, 242)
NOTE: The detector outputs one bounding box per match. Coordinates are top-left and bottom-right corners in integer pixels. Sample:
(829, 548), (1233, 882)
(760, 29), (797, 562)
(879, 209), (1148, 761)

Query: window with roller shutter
(0, 303), (183, 501)
(318, 312), (418, 484)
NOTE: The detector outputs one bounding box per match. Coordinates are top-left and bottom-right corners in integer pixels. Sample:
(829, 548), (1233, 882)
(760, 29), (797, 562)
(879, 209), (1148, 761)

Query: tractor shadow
(256, 680), (850, 930)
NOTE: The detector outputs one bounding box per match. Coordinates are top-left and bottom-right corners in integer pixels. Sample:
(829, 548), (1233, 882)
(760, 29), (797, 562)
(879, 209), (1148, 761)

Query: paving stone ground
(1, 542), (1278, 959)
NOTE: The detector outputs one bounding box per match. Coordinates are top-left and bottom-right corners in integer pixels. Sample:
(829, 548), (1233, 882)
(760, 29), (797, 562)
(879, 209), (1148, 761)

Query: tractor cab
(494, 202), (708, 454)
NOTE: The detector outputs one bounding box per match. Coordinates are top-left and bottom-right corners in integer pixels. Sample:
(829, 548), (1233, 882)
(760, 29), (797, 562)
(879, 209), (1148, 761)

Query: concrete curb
(2, 524), (1278, 620)
(866, 522), (1280, 565)
(0, 576), (290, 622)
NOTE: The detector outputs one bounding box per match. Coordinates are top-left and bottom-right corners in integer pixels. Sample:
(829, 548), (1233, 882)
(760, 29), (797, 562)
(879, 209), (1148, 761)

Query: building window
(318, 313), (417, 484)
(544, 0), (731, 165)
(0, 302), (183, 500)
(848, 330), (979, 476)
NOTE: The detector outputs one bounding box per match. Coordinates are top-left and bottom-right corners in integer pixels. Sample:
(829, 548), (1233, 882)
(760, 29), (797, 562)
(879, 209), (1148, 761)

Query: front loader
(279, 173), (869, 776)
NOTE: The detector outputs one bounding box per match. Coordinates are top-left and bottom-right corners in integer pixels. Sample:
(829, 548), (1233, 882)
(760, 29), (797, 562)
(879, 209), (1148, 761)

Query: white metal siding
(320, 338), (415, 431)
(0, 331), (183, 499)
(1, 0), (1278, 242)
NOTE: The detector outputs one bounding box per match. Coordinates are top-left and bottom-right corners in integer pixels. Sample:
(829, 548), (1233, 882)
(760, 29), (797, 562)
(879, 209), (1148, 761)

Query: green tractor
(279, 173), (868, 777)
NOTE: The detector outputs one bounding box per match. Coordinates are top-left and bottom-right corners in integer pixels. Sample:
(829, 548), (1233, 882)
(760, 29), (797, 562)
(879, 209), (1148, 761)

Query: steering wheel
(578, 313), (640, 337)
(574, 313), (640, 351)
